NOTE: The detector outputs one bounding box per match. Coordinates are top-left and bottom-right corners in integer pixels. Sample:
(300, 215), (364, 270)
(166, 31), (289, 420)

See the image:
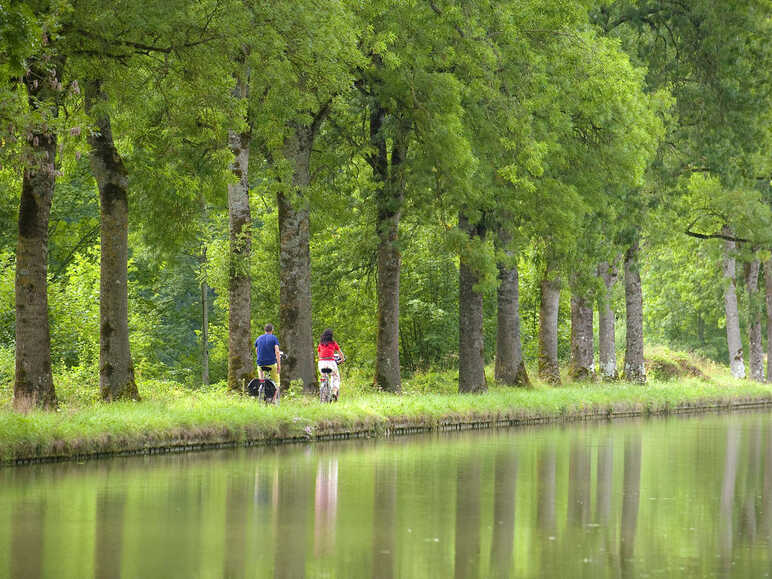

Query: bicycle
(247, 352), (285, 404)
(319, 355), (343, 403)
(319, 366), (334, 403)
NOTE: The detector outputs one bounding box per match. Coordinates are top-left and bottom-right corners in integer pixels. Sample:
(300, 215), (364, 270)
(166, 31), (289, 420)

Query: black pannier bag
(247, 377), (276, 402)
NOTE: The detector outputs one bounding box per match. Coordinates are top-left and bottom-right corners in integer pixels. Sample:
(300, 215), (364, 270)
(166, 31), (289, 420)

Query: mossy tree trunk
(538, 262), (561, 385)
(722, 227), (745, 379)
(201, 244), (209, 387)
(765, 258), (772, 383)
(14, 58), (61, 411)
(623, 239), (646, 383)
(569, 294), (594, 381)
(745, 257), (763, 382)
(85, 79), (139, 401)
(495, 228), (529, 386)
(226, 63), (253, 392)
(597, 261), (618, 381)
(279, 122), (317, 394)
(458, 214), (487, 394)
(369, 105), (406, 394)
(227, 123), (253, 392)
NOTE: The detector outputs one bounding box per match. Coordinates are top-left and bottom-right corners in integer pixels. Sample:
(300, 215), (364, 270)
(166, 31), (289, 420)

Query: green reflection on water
(2, 411), (772, 578)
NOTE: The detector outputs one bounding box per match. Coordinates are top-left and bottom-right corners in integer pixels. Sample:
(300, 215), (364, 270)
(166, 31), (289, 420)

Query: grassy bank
(1, 347), (771, 464)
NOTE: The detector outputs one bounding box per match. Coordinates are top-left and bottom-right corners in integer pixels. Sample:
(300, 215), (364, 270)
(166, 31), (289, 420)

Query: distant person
(255, 323), (281, 381)
(317, 328), (344, 400)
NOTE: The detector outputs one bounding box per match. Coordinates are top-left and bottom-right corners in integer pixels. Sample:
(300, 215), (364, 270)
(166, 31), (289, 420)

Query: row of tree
(1, 0), (770, 409)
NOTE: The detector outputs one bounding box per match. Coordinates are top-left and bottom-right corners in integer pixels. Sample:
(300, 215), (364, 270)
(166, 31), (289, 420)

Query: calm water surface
(2, 411), (772, 578)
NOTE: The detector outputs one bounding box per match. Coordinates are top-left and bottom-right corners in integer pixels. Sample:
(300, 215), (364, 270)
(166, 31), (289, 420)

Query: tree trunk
(371, 106), (404, 393)
(538, 263), (561, 384)
(597, 261), (618, 381)
(227, 125), (252, 392)
(85, 79), (139, 401)
(766, 258), (772, 383)
(745, 258), (763, 382)
(458, 214), (487, 394)
(495, 229), (529, 386)
(278, 123), (316, 394)
(201, 245), (209, 387)
(623, 239), (646, 383)
(722, 227), (745, 379)
(569, 293), (594, 381)
(13, 60), (61, 410)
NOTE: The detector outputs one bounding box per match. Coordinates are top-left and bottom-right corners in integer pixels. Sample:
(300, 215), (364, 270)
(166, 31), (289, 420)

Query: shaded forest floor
(1, 346), (771, 465)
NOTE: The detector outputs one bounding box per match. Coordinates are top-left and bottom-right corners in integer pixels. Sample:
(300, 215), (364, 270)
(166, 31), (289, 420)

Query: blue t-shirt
(255, 333), (279, 366)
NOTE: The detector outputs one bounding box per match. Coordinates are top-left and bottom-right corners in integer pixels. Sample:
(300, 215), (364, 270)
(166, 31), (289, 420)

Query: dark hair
(264, 323), (273, 333)
(320, 328), (334, 345)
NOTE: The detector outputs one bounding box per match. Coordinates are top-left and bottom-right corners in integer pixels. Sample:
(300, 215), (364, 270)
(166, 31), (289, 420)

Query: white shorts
(318, 360), (340, 391)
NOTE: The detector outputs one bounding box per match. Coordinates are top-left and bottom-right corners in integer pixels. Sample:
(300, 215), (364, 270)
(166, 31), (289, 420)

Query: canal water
(2, 410), (772, 578)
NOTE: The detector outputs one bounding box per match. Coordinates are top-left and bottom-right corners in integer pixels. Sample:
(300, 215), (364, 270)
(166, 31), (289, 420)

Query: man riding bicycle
(255, 323), (281, 401)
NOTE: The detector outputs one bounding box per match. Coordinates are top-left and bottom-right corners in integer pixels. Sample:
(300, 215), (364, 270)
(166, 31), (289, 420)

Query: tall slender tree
(226, 55), (253, 392)
(597, 261), (619, 380)
(84, 79), (139, 400)
(623, 237), (646, 383)
(14, 55), (62, 409)
(494, 228), (529, 386)
(458, 213), (487, 393)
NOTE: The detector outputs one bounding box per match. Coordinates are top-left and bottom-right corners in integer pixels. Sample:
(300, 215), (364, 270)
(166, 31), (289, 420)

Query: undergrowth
(1, 345), (770, 462)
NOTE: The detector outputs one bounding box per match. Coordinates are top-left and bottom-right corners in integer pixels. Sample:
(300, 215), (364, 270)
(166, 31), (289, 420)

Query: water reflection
(4, 413), (772, 577)
(489, 449), (516, 578)
(372, 457), (395, 579)
(314, 457), (338, 559)
(620, 434), (642, 578)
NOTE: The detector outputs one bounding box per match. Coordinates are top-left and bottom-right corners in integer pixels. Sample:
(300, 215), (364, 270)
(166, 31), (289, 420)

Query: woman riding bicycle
(317, 328), (345, 401)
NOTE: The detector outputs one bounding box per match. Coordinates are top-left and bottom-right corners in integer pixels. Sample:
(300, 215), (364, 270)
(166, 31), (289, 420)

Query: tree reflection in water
(5, 414), (772, 577)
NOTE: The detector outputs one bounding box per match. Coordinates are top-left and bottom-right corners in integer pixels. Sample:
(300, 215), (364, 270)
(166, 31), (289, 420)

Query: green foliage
(0, 0), (769, 405)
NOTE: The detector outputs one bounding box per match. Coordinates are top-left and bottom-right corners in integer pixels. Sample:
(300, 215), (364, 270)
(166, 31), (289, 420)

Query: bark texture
(597, 261), (618, 381)
(14, 60), (60, 410)
(201, 245), (209, 387)
(227, 124), (253, 391)
(458, 215), (487, 394)
(722, 228), (745, 379)
(495, 230), (529, 386)
(745, 258), (763, 382)
(623, 239), (646, 383)
(370, 106), (405, 393)
(85, 80), (139, 401)
(538, 263), (561, 384)
(568, 293), (594, 381)
(766, 258), (772, 383)
(278, 123), (316, 394)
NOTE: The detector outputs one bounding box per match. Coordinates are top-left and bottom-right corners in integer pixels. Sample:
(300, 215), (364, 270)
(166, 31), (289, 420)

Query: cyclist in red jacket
(317, 328), (345, 401)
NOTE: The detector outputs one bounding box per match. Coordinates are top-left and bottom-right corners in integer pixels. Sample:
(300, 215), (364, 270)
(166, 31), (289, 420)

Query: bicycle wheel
(319, 378), (330, 403)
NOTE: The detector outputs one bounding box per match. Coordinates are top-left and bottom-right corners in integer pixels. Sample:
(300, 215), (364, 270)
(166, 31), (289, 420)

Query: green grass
(1, 346), (771, 463)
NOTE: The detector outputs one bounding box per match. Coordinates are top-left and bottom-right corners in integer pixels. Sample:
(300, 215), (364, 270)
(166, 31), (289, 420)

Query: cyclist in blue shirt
(255, 323), (281, 380)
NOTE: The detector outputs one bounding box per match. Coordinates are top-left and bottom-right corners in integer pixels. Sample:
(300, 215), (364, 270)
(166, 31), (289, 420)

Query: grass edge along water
(1, 346), (771, 464)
